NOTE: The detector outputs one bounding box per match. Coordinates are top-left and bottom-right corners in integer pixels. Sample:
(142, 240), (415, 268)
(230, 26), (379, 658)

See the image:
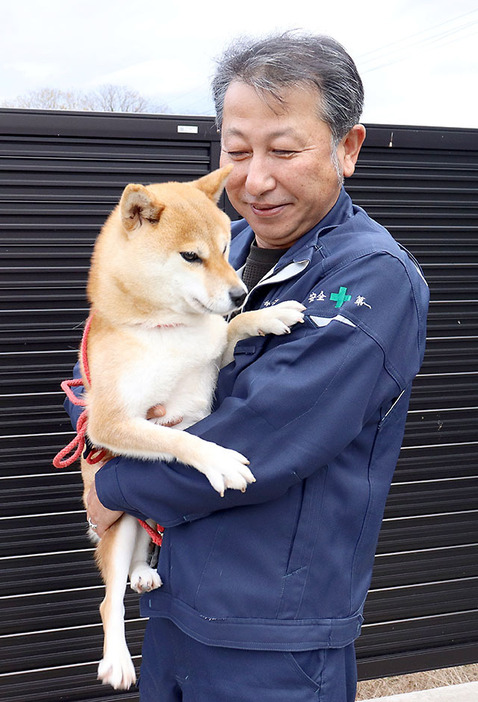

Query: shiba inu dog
(75, 165), (304, 689)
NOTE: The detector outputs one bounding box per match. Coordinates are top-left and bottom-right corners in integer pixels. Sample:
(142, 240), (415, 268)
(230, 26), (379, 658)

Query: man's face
(220, 81), (364, 249)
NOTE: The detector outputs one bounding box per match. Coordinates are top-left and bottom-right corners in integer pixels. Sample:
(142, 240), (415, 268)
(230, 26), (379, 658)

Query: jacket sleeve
(63, 361), (85, 430)
(95, 252), (428, 527)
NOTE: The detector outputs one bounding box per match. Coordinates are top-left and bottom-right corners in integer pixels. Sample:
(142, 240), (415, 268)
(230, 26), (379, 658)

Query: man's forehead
(222, 125), (301, 139)
(222, 81), (323, 128)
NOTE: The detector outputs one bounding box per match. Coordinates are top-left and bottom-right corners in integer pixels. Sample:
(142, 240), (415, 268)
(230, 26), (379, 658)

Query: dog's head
(91, 166), (247, 321)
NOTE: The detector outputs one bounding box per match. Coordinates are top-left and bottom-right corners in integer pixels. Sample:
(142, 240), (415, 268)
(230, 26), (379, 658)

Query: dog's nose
(229, 287), (247, 309)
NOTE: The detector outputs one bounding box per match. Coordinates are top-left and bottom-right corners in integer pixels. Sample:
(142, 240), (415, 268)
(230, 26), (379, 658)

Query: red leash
(53, 315), (164, 546)
(53, 316), (109, 468)
(137, 520), (164, 546)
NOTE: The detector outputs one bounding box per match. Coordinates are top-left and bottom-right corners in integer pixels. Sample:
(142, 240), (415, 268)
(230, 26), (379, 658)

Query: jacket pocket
(277, 467), (328, 619)
(283, 650), (325, 692)
(378, 388), (407, 430)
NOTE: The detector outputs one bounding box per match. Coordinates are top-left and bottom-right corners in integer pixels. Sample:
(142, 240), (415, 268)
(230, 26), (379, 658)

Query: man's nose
(245, 156), (275, 196)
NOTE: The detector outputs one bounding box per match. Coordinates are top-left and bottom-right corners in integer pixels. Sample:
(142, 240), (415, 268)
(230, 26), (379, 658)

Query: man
(77, 32), (429, 701)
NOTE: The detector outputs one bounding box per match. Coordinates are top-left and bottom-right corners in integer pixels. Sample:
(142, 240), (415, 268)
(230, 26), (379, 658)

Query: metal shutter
(347, 125), (478, 679)
(1, 111), (477, 699)
(0, 109), (219, 702)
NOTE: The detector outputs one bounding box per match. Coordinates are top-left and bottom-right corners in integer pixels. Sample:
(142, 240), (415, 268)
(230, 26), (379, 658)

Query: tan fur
(78, 165), (305, 689)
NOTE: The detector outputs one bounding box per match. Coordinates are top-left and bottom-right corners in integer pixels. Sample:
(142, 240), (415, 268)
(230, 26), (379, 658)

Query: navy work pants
(139, 618), (357, 701)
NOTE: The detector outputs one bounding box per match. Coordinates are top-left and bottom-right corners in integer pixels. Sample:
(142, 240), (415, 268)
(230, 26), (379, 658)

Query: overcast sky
(1, 0), (477, 129)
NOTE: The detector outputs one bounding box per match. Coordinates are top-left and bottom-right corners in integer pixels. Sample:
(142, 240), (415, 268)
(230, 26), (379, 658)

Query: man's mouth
(249, 203), (288, 217)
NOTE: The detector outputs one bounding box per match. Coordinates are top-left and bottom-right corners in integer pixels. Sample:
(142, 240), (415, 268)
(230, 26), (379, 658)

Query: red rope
(137, 520), (164, 546)
(53, 406), (88, 468)
(53, 314), (164, 544)
(52, 316), (97, 469)
(80, 315), (93, 383)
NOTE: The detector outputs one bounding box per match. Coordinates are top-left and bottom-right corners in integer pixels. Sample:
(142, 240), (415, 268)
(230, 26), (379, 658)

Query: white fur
(97, 515), (139, 689)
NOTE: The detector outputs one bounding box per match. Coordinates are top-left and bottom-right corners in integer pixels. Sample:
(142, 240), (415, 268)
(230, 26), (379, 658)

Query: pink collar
(155, 322), (184, 329)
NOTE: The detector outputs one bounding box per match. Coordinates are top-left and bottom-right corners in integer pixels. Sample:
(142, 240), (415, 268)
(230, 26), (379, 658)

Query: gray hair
(212, 31), (364, 144)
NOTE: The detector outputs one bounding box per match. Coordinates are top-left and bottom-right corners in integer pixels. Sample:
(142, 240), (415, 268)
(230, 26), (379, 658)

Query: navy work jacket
(66, 188), (429, 651)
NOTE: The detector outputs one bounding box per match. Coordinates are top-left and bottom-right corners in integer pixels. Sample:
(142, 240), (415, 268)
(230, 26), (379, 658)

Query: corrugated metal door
(348, 126), (478, 679)
(0, 109), (221, 702)
(1, 111), (477, 699)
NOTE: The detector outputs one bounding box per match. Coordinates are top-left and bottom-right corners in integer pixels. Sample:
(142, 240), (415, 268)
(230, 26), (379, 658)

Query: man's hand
(86, 480), (123, 538)
(146, 403), (183, 427)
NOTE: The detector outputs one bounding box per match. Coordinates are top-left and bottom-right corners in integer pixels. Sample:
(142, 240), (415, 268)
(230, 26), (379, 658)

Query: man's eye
(273, 150), (297, 157)
(226, 151), (249, 160)
(180, 251), (202, 263)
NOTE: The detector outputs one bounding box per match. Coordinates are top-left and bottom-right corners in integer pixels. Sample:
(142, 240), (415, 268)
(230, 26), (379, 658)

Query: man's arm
(94, 316), (401, 526)
(63, 361), (85, 429)
(76, 252), (427, 530)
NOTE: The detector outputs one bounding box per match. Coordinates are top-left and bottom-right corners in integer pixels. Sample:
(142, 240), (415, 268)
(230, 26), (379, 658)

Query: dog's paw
(98, 651), (136, 690)
(200, 445), (255, 496)
(129, 564), (162, 594)
(257, 300), (306, 336)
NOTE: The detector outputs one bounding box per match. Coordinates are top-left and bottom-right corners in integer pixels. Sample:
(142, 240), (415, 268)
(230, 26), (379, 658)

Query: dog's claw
(198, 445), (255, 495)
(130, 564), (162, 593)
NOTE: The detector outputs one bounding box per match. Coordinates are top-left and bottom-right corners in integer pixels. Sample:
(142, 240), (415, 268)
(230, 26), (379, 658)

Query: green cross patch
(330, 287), (351, 308)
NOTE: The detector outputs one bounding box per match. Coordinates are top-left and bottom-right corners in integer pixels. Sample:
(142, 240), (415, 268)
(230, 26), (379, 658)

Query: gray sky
(1, 0), (477, 128)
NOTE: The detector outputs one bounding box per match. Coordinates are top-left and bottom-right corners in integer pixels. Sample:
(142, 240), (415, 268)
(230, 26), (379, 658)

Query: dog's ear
(120, 184), (165, 233)
(192, 165), (233, 203)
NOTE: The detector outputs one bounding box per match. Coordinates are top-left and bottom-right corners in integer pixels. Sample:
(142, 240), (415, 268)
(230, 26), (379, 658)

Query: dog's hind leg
(129, 519), (162, 594)
(95, 514), (138, 690)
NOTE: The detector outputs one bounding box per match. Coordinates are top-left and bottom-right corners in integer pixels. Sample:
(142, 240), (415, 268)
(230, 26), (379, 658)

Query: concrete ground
(365, 681), (478, 702)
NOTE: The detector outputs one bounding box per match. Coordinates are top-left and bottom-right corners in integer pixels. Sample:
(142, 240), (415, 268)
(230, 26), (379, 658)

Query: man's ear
(120, 184), (165, 233)
(192, 164), (234, 203)
(341, 125), (366, 178)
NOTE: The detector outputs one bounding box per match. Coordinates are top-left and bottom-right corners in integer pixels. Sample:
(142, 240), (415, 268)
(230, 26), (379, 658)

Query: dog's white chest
(118, 317), (228, 427)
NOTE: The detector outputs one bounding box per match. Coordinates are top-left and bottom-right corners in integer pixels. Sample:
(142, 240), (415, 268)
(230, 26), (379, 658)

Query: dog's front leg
(222, 300), (306, 366)
(95, 514), (139, 689)
(88, 417), (254, 495)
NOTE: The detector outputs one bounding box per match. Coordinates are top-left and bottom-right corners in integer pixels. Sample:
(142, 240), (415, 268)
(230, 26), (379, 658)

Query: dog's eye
(180, 251), (202, 264)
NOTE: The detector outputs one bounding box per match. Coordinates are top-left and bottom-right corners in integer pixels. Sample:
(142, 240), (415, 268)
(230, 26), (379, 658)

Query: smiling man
(80, 32), (429, 702)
